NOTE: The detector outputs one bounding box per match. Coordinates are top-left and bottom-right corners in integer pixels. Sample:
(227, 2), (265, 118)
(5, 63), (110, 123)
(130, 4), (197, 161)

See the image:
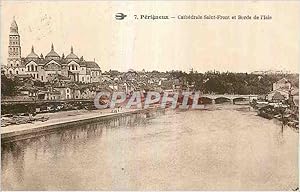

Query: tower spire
(51, 43), (54, 51)
(71, 46), (73, 53)
(31, 45), (34, 53)
(10, 16), (18, 34)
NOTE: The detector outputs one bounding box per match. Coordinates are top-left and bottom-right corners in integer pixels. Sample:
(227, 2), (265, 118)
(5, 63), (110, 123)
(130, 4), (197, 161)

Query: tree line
(170, 71), (299, 95)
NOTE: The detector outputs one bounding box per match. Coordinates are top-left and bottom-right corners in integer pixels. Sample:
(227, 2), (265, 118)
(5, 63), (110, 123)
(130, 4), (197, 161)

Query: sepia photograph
(0, 1), (299, 191)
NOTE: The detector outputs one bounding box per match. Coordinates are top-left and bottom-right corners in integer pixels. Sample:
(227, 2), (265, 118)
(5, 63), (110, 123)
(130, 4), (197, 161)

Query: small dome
(26, 46), (39, 59)
(45, 44), (60, 60)
(66, 46), (79, 61)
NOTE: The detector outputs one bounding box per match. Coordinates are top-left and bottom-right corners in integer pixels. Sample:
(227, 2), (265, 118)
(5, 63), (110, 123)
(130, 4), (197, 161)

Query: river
(1, 106), (298, 190)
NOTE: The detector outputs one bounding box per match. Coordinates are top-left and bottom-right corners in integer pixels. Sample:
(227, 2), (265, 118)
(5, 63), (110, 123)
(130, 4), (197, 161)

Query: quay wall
(1, 108), (151, 144)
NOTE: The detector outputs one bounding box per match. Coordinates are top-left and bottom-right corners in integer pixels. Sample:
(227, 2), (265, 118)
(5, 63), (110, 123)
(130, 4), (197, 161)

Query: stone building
(272, 78), (291, 91)
(3, 17), (102, 84)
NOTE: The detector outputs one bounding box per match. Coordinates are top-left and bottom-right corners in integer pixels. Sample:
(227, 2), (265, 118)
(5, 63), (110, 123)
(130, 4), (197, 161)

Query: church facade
(2, 18), (102, 83)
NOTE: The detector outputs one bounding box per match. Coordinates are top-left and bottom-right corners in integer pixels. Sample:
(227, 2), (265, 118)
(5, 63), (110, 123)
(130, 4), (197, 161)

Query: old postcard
(1, 1), (299, 191)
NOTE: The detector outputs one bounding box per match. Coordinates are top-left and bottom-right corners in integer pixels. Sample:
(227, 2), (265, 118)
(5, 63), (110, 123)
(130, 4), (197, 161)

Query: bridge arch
(215, 97), (231, 104)
(232, 97), (248, 104)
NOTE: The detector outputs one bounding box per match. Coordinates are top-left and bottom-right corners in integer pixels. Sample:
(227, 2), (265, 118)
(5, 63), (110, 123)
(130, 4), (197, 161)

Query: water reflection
(1, 112), (150, 189)
(1, 108), (298, 190)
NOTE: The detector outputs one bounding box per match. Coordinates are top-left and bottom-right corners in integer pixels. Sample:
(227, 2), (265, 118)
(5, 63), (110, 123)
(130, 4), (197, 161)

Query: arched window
(75, 66), (77, 70)
(35, 66), (37, 71)
(31, 65), (34, 71)
(28, 66), (30, 71)
(9, 71), (12, 75)
(72, 65), (74, 70)
(37, 74), (39, 78)
(16, 71), (18, 74)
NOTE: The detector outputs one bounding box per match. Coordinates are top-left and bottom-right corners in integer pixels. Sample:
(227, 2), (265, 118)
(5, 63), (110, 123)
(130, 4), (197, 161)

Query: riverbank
(253, 102), (299, 130)
(1, 108), (150, 143)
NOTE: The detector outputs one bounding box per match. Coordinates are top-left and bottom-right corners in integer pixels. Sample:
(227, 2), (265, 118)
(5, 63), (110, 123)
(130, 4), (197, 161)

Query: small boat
(258, 106), (275, 119)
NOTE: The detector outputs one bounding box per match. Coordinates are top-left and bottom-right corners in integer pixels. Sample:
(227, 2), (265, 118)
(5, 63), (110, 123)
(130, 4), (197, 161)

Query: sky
(1, 1), (299, 73)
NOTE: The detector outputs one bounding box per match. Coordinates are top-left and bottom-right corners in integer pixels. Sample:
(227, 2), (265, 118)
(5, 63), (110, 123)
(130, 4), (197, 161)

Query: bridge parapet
(201, 94), (258, 100)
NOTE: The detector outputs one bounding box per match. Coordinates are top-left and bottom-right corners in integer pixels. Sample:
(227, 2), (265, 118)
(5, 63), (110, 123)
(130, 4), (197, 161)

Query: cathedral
(2, 17), (101, 83)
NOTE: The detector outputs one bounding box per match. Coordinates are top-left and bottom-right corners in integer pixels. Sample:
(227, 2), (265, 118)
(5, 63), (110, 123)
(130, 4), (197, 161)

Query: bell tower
(8, 16), (22, 69)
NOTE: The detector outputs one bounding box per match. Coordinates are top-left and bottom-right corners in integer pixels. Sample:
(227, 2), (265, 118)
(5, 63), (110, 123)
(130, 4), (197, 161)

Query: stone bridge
(198, 94), (258, 104)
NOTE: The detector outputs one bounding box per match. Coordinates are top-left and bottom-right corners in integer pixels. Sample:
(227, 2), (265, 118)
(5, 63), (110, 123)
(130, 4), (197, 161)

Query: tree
(1, 74), (17, 96)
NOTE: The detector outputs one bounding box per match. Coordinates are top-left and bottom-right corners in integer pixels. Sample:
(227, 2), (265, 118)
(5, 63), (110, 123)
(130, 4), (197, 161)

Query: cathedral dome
(26, 46), (39, 59)
(45, 44), (60, 60)
(66, 46), (79, 61)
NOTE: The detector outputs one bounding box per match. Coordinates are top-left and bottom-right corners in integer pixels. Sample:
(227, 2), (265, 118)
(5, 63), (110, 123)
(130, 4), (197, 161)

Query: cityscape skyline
(1, 1), (299, 73)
